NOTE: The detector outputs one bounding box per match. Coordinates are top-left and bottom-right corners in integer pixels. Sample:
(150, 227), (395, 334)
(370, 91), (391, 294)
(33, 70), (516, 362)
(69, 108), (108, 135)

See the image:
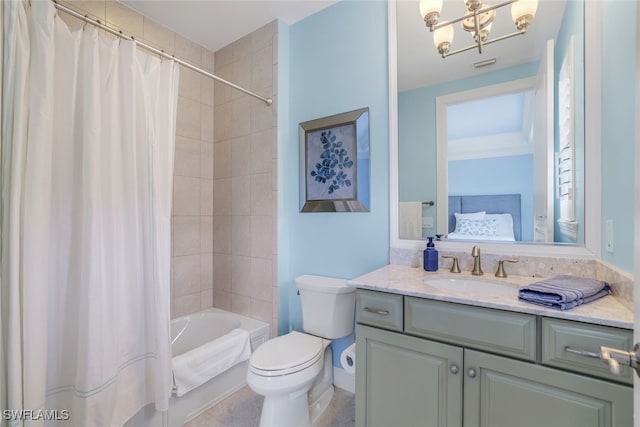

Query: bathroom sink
(423, 277), (518, 296)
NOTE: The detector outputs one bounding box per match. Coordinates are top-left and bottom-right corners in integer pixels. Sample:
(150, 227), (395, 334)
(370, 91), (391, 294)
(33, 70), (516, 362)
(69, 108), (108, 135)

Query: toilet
(247, 274), (356, 427)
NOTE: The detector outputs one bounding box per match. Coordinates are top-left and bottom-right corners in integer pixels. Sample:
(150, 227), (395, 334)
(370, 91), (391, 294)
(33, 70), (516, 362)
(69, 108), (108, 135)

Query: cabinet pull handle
(449, 364), (459, 374)
(467, 367), (477, 378)
(566, 344), (640, 377)
(564, 346), (600, 359)
(363, 307), (389, 316)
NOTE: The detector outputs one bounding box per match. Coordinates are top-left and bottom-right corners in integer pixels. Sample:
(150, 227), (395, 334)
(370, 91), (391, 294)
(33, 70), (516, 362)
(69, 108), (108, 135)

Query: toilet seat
(249, 331), (324, 377)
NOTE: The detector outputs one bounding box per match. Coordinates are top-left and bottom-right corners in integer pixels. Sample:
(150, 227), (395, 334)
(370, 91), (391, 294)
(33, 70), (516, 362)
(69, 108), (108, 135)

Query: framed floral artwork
(299, 108), (370, 212)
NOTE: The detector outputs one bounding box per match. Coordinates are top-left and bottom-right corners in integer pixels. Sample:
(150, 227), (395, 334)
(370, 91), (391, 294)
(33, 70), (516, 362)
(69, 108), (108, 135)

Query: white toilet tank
(296, 275), (356, 339)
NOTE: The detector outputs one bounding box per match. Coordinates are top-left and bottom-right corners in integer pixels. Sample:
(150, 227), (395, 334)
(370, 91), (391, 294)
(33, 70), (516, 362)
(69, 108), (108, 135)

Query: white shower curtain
(1, 1), (179, 425)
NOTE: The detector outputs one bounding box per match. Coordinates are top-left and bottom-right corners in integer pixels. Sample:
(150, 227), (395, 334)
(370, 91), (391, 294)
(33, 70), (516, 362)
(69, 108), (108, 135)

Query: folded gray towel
(518, 275), (611, 311)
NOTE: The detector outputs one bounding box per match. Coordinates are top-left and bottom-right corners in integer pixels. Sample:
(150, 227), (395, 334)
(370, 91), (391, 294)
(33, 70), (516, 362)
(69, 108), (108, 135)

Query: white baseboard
(333, 367), (355, 394)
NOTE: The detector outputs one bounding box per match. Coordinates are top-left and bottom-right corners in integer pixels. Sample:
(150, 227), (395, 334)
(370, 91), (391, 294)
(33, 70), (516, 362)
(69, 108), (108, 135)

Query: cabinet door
(356, 324), (463, 427)
(463, 349), (633, 427)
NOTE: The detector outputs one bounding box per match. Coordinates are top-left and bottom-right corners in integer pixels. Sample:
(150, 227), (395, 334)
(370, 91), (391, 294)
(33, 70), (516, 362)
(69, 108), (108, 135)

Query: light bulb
(472, 22), (493, 42)
(512, 0), (538, 30)
(420, 0), (443, 18)
(465, 0), (483, 12)
(433, 24), (454, 56)
(420, 0), (443, 27)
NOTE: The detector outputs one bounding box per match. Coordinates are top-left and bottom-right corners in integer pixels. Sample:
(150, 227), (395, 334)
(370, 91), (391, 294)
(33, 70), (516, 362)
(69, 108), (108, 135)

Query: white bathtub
(125, 308), (270, 427)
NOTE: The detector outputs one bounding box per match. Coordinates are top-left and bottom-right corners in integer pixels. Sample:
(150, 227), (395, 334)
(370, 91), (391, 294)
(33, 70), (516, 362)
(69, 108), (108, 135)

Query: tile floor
(183, 385), (355, 427)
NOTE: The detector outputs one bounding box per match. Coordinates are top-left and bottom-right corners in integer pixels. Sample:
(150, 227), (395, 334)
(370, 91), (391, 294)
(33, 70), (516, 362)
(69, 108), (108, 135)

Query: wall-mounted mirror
(395, 0), (586, 247)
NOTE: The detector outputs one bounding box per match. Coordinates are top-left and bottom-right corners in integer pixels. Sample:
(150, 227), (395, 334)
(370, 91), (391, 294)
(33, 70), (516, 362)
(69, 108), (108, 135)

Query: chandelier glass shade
(419, 0), (538, 58)
(433, 24), (455, 51)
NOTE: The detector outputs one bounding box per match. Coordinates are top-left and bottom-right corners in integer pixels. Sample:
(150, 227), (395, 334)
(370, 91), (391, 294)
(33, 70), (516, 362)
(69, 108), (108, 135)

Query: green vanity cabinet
(355, 289), (633, 427)
(404, 297), (537, 362)
(356, 324), (463, 427)
(464, 349), (633, 427)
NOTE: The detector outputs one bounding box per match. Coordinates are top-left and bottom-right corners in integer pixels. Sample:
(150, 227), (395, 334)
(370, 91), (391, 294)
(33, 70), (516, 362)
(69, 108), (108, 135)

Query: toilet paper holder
(340, 343), (357, 375)
(345, 354), (354, 367)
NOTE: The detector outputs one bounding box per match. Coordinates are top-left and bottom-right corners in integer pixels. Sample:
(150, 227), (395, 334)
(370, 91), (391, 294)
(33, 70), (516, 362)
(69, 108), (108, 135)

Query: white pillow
(455, 218), (499, 236)
(485, 213), (515, 239)
(454, 211), (486, 223)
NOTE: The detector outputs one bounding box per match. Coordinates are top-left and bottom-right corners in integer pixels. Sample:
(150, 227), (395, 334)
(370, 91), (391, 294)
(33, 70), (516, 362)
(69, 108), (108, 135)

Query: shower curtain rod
(51, 0), (273, 106)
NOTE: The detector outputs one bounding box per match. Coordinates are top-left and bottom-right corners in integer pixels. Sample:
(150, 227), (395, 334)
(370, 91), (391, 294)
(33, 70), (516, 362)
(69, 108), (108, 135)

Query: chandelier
(419, 0), (538, 58)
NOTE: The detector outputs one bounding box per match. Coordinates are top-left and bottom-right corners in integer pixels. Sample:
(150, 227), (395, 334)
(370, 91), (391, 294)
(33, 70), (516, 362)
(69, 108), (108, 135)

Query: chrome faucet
(471, 246), (483, 276)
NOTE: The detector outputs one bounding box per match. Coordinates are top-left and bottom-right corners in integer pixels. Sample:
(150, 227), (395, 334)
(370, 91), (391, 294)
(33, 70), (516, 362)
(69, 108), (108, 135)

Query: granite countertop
(349, 264), (634, 330)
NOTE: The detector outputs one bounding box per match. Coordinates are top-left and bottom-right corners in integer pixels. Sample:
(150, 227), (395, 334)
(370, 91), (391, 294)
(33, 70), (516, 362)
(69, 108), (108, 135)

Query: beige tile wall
(56, 1), (279, 323)
(213, 22), (278, 334)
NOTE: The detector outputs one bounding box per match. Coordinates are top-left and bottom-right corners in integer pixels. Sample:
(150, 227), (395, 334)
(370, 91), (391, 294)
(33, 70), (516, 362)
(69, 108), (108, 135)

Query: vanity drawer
(404, 297), (537, 361)
(356, 289), (403, 332)
(541, 318), (634, 385)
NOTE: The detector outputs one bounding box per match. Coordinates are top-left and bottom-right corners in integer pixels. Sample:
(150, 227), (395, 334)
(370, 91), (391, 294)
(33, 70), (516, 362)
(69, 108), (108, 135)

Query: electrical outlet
(423, 216), (434, 228)
(605, 220), (614, 253)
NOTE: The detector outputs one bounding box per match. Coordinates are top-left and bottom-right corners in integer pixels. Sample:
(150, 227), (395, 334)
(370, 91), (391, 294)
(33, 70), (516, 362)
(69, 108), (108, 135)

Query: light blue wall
(277, 19), (291, 333)
(279, 0), (389, 347)
(449, 155), (534, 241)
(275, 0), (636, 363)
(398, 62), (539, 232)
(600, 1), (636, 272)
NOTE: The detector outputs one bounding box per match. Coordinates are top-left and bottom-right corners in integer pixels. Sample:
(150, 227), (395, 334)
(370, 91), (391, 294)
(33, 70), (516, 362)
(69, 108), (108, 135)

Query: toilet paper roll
(340, 343), (356, 375)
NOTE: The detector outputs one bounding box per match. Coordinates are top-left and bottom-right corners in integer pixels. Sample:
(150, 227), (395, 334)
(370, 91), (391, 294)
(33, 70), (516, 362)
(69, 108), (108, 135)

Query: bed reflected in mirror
(446, 195), (521, 242)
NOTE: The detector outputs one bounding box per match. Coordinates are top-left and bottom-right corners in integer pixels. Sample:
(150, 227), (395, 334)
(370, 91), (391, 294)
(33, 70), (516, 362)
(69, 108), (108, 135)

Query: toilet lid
(250, 331), (323, 376)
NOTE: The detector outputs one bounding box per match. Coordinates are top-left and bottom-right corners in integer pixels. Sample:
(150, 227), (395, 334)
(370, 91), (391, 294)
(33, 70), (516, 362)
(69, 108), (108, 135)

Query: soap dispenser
(423, 236), (439, 272)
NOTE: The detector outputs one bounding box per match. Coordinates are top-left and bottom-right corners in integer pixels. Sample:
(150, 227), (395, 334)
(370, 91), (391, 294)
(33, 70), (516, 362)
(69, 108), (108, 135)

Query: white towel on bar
(173, 328), (252, 397)
(399, 202), (423, 239)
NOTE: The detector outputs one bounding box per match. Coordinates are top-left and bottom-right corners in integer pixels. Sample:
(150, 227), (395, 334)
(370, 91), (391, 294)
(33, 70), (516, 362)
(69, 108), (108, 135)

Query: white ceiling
(397, 0), (567, 91)
(119, 0), (567, 92)
(447, 92), (529, 140)
(119, 0), (340, 53)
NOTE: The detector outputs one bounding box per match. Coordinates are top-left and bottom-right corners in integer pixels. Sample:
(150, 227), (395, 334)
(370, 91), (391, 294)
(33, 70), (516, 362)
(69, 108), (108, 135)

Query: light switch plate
(605, 220), (614, 253)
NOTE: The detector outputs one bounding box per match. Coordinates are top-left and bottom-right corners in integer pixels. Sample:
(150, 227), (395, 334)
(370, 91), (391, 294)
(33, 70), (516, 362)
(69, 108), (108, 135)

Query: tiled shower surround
(212, 23), (278, 332)
(58, 1), (278, 333)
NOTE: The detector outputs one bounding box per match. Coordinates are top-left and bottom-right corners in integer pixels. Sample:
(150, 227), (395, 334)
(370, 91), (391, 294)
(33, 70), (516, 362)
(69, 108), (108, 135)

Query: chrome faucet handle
(442, 255), (461, 273)
(471, 246), (483, 276)
(494, 258), (519, 278)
